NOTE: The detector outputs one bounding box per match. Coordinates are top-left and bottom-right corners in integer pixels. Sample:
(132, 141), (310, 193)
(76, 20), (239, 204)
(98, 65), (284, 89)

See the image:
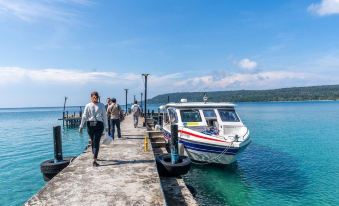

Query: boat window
(168, 108), (178, 123)
(180, 110), (202, 122)
(203, 110), (216, 118)
(218, 109), (240, 122)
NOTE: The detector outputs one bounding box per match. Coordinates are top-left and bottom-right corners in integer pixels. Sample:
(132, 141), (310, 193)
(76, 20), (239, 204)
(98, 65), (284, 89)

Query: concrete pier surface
(25, 115), (165, 206)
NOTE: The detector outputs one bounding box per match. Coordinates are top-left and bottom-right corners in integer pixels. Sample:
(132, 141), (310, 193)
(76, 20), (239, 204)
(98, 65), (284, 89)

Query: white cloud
(1, 67), (339, 107)
(308, 0), (339, 16)
(0, 67), (336, 91)
(238, 58), (258, 70)
(0, 67), (138, 86)
(175, 71), (313, 91)
(0, 0), (91, 22)
(0, 67), (26, 85)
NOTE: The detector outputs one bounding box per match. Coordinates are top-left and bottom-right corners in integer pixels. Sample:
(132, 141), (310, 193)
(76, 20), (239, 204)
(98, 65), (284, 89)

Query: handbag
(102, 133), (113, 145)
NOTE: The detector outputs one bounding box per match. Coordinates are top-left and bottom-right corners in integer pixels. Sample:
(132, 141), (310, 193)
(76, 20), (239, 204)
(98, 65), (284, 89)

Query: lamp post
(142, 74), (149, 126)
(140, 92), (143, 116)
(62, 96), (67, 127)
(124, 89), (128, 115)
(140, 92), (143, 108)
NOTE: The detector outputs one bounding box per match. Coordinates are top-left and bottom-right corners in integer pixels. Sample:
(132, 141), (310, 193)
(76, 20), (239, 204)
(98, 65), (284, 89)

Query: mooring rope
(190, 128), (249, 165)
(191, 137), (235, 165)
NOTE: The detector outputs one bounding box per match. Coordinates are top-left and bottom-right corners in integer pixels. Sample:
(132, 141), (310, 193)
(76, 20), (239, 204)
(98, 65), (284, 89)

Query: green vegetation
(149, 84), (339, 103)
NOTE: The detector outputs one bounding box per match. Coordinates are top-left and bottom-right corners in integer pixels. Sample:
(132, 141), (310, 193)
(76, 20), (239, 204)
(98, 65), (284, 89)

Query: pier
(58, 108), (83, 127)
(25, 115), (197, 206)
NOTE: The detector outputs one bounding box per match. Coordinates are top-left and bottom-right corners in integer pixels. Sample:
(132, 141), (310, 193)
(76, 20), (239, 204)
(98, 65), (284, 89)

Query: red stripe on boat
(179, 130), (226, 142)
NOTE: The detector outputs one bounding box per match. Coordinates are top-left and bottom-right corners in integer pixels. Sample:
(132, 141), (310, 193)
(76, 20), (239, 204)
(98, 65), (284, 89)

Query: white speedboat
(160, 98), (250, 164)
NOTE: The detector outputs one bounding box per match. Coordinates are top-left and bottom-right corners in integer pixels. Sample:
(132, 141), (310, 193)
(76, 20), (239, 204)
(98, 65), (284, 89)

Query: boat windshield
(218, 109), (240, 122)
(168, 108), (178, 123)
(203, 109), (216, 118)
(180, 110), (202, 122)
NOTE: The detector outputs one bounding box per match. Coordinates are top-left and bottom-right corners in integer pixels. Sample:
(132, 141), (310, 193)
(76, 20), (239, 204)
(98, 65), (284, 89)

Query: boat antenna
(203, 93), (208, 103)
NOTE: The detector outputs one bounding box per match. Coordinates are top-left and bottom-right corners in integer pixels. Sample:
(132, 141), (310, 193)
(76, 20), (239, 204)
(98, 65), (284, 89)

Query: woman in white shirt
(79, 91), (108, 167)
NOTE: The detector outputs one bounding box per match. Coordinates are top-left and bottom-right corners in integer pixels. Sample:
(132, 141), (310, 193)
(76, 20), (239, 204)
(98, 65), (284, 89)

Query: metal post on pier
(170, 124), (179, 164)
(62, 111), (65, 127)
(124, 89), (128, 115)
(53, 126), (63, 162)
(158, 108), (160, 125)
(63, 96), (67, 127)
(142, 74), (149, 126)
(140, 92), (143, 116)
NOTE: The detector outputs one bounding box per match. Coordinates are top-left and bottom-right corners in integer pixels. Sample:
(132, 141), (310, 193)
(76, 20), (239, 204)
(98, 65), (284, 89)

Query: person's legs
(90, 135), (94, 153)
(92, 131), (102, 159)
(86, 122), (95, 154)
(133, 115), (137, 127)
(110, 119), (115, 139)
(107, 116), (111, 136)
(116, 119), (121, 138)
(92, 122), (104, 166)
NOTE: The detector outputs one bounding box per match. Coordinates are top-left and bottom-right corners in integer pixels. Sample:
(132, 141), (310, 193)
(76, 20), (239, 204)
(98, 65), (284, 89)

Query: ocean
(0, 102), (338, 205)
(0, 107), (88, 206)
(183, 102), (339, 205)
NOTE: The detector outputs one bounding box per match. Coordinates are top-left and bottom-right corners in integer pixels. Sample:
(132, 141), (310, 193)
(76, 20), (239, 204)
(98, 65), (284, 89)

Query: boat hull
(163, 129), (250, 164)
(185, 147), (238, 164)
(179, 138), (249, 164)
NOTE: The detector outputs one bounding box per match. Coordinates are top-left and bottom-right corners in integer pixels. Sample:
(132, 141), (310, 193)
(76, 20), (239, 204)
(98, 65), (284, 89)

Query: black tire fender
(42, 173), (54, 182)
(40, 156), (76, 174)
(156, 154), (191, 177)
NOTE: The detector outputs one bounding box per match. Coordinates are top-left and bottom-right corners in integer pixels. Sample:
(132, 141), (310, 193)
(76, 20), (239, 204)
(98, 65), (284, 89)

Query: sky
(1, 0), (339, 107)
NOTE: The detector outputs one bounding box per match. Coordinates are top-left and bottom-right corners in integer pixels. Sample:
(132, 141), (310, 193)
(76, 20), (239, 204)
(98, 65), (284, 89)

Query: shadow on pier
(96, 159), (154, 166)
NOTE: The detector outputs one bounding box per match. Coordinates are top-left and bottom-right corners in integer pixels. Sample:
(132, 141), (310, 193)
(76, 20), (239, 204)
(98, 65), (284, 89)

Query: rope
(190, 128), (248, 165)
(191, 136), (235, 165)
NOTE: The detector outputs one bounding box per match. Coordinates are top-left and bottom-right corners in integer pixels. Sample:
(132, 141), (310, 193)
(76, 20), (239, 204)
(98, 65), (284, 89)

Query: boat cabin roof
(163, 102), (236, 109)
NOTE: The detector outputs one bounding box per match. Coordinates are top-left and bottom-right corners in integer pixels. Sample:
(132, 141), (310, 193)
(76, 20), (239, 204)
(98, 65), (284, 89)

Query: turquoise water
(183, 102), (339, 205)
(0, 107), (88, 206)
(0, 102), (338, 205)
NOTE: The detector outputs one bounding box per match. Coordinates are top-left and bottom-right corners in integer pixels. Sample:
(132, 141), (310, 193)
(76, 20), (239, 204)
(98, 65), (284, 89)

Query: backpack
(132, 104), (141, 116)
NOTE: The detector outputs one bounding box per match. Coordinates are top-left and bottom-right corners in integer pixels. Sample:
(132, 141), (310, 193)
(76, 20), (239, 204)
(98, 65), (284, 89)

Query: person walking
(79, 91), (108, 167)
(107, 98), (122, 139)
(105, 98), (112, 136)
(131, 100), (141, 128)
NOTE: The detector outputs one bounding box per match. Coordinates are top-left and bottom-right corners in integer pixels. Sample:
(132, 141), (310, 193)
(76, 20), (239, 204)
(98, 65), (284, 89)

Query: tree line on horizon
(148, 84), (339, 103)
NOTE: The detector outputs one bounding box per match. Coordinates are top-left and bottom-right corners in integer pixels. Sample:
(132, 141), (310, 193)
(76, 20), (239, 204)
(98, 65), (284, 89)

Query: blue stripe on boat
(179, 139), (239, 155)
